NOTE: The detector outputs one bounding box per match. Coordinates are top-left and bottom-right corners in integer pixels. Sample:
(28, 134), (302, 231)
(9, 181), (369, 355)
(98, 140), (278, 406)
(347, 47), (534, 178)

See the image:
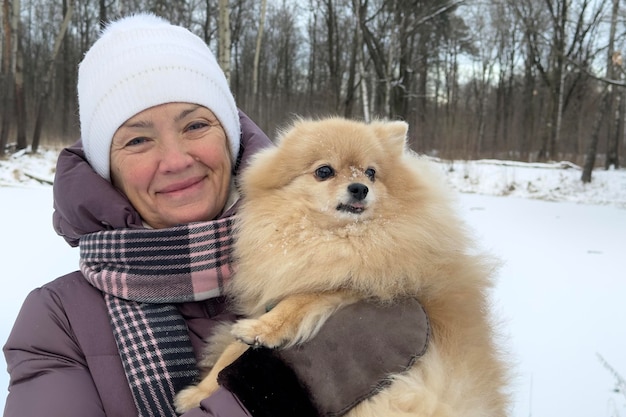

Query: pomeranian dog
(175, 117), (509, 416)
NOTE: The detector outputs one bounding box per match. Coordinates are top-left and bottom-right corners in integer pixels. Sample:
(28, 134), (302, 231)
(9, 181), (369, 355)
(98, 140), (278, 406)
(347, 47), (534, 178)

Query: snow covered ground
(1, 147), (625, 417)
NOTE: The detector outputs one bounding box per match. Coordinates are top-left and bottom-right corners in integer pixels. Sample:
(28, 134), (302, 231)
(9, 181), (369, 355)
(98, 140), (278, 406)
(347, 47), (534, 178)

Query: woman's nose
(158, 136), (194, 173)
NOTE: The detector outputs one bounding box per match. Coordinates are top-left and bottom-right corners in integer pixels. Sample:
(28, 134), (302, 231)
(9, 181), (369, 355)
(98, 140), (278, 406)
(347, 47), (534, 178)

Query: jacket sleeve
(3, 287), (107, 417)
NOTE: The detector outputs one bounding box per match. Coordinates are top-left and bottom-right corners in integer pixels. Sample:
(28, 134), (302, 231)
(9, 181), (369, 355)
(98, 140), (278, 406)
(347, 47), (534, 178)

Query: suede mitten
(217, 298), (430, 417)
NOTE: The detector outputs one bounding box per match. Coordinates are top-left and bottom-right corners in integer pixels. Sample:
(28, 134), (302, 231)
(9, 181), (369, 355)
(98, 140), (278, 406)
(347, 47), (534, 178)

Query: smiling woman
(110, 103), (233, 228)
(2, 13), (269, 417)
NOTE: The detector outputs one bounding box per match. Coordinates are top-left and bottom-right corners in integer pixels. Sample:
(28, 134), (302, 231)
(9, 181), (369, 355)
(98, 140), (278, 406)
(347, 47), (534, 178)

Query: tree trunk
(252, 0), (266, 114)
(11, 0), (27, 149)
(609, 83), (624, 169)
(582, 89), (609, 183)
(14, 44), (25, 150)
(357, 1), (387, 114)
(0, 0), (13, 156)
(218, 0), (231, 84)
(307, 2), (317, 99)
(353, 0), (369, 122)
(99, 0), (107, 30)
(605, 0), (621, 170)
(344, 14), (358, 118)
(521, 37), (535, 161)
(32, 2), (73, 153)
(549, 0), (567, 160)
(61, 0), (71, 138)
(324, 0), (341, 111)
(359, 50), (370, 123)
(384, 27), (396, 118)
(582, 0), (619, 181)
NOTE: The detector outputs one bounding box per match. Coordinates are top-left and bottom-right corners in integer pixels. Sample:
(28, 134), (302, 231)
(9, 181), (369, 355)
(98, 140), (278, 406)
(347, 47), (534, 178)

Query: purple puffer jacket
(3, 111), (271, 417)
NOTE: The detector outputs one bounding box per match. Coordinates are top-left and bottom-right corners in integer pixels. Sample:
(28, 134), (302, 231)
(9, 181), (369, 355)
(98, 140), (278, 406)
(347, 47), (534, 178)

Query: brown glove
(217, 298), (430, 417)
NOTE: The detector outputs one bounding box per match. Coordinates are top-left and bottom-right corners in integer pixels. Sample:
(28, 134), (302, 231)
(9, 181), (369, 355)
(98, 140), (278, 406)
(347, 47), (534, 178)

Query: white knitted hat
(78, 13), (240, 181)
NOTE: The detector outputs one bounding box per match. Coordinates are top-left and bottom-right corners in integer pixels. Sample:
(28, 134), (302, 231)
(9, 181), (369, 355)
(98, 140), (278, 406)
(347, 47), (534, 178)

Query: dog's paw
(174, 382), (218, 413)
(231, 318), (287, 348)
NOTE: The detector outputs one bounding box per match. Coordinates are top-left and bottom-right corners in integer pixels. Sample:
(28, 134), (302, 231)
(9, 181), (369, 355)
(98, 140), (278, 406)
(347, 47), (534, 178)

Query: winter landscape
(1, 147), (625, 417)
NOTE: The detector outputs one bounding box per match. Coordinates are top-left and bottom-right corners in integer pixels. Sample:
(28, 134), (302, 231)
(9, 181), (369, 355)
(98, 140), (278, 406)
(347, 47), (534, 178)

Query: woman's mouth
(158, 177), (205, 196)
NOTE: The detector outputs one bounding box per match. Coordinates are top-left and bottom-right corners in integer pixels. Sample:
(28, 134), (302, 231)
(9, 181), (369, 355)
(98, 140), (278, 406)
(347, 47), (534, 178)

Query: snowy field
(1, 147), (625, 417)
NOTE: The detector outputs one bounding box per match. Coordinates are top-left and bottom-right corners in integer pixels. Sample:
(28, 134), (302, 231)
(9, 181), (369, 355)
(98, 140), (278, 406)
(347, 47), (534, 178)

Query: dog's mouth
(336, 202), (366, 214)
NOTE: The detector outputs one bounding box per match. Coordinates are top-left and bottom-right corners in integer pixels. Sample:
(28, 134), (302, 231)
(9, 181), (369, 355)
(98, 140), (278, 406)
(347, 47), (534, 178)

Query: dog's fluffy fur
(175, 117), (509, 416)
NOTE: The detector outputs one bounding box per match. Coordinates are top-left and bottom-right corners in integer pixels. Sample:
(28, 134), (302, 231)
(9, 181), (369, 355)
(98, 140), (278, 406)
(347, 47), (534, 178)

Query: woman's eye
(126, 137), (148, 147)
(187, 121), (209, 131)
(315, 165), (335, 180)
(365, 167), (376, 181)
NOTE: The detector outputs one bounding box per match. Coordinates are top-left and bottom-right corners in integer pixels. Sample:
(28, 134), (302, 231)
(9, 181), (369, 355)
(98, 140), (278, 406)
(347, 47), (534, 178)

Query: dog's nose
(348, 183), (368, 201)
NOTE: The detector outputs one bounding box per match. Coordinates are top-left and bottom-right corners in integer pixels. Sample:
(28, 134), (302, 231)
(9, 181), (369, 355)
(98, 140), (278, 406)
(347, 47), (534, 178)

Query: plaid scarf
(79, 217), (235, 417)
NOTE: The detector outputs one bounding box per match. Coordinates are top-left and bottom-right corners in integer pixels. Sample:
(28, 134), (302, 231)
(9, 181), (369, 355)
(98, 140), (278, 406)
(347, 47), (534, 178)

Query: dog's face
(240, 117), (409, 228)
(301, 154), (379, 223)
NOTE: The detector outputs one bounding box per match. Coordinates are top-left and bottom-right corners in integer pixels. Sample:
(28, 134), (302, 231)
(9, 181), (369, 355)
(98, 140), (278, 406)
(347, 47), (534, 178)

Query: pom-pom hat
(78, 13), (240, 181)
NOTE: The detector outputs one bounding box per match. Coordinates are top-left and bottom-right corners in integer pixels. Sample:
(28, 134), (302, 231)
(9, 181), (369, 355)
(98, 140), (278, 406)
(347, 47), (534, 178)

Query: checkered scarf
(79, 217), (235, 417)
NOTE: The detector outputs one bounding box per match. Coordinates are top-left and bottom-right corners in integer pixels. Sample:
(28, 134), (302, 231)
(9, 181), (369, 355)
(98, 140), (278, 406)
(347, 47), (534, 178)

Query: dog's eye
(365, 168), (376, 181)
(315, 165), (335, 180)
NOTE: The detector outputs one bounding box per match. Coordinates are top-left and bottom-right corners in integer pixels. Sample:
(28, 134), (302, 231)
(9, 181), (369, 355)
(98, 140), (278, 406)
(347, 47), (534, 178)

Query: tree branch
(567, 57), (626, 88)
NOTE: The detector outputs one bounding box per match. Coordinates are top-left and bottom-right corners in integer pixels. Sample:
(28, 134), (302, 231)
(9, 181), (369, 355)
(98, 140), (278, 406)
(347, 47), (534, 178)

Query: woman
(3, 14), (429, 417)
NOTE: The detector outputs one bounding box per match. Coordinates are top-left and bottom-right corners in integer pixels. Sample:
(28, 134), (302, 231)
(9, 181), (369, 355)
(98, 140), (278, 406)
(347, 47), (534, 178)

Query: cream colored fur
(175, 117), (509, 416)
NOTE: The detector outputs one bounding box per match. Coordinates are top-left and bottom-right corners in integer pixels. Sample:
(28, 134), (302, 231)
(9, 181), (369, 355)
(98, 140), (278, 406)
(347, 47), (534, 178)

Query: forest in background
(1, 0), (626, 181)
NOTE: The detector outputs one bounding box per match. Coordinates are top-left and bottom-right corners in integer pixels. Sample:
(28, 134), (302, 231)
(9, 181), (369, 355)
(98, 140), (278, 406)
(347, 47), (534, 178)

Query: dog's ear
(239, 147), (288, 196)
(240, 118), (318, 196)
(372, 120), (408, 156)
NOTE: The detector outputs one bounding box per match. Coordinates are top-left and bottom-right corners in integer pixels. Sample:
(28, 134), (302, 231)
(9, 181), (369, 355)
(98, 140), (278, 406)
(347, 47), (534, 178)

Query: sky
(1, 147), (625, 417)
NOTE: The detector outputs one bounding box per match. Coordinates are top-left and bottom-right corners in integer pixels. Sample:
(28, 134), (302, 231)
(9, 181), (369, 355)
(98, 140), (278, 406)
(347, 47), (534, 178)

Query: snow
(1, 147), (625, 417)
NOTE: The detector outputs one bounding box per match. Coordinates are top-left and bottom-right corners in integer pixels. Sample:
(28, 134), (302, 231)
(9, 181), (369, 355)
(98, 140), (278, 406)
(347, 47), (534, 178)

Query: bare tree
(323, 0), (341, 110)
(99, 0), (107, 29)
(604, 0), (622, 170)
(582, 0), (619, 182)
(252, 0), (267, 113)
(0, 0), (13, 155)
(352, 0), (370, 122)
(490, 1), (520, 158)
(13, 0), (25, 150)
(31, 1), (73, 153)
(466, 4), (497, 157)
(218, 0), (231, 83)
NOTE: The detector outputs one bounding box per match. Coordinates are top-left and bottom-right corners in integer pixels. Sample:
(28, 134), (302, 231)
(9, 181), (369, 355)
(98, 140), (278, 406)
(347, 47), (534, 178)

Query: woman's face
(110, 103), (232, 229)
